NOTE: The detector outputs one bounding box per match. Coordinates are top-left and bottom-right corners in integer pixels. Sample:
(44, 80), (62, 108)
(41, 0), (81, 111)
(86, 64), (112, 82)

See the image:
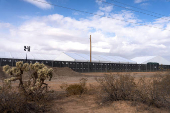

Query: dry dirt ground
(0, 67), (170, 113)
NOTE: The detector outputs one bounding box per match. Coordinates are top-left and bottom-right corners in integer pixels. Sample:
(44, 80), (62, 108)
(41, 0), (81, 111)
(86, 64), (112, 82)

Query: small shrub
(96, 73), (136, 102)
(136, 76), (170, 108)
(0, 89), (47, 113)
(159, 73), (170, 95)
(60, 78), (87, 96)
(66, 84), (85, 95)
(96, 73), (170, 109)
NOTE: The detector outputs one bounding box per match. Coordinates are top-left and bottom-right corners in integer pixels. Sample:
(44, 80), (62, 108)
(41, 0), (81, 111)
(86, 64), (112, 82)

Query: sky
(0, 0), (170, 60)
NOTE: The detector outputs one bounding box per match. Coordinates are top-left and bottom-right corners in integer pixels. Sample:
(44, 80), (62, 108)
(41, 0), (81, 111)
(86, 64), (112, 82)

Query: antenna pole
(90, 35), (91, 62)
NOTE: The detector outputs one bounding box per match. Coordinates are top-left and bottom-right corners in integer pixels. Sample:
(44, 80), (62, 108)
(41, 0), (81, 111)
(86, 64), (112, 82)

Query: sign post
(24, 46), (30, 62)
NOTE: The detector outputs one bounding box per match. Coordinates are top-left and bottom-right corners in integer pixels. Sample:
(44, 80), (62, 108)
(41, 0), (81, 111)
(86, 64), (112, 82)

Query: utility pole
(90, 35), (92, 62)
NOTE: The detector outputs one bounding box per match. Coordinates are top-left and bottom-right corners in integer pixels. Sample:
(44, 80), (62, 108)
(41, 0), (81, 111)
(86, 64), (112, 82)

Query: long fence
(0, 58), (170, 72)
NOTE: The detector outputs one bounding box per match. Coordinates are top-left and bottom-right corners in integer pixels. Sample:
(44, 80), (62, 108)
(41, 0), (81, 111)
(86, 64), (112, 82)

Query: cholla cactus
(3, 61), (29, 79)
(35, 67), (53, 90)
(3, 61), (53, 95)
(29, 62), (53, 91)
(2, 61), (30, 95)
(29, 62), (46, 86)
(30, 62), (45, 71)
(3, 65), (10, 72)
(37, 67), (53, 81)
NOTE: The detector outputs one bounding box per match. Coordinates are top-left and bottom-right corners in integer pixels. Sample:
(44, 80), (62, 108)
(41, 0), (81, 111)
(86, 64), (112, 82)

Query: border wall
(0, 58), (169, 72)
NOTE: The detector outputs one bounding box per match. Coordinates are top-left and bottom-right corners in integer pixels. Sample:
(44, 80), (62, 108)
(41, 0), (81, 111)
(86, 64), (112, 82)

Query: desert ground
(0, 67), (170, 113)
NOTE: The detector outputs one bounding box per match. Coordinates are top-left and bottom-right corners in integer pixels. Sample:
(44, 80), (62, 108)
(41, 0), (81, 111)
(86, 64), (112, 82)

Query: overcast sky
(0, 0), (170, 60)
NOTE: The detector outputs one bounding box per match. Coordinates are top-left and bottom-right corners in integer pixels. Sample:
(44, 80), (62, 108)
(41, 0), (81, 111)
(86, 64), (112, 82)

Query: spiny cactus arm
(5, 77), (21, 82)
(47, 68), (53, 81)
(5, 67), (22, 78)
(16, 61), (23, 69)
(3, 65), (13, 75)
(37, 67), (47, 80)
(3, 65), (10, 72)
(32, 72), (38, 86)
(22, 63), (30, 71)
(38, 67), (53, 79)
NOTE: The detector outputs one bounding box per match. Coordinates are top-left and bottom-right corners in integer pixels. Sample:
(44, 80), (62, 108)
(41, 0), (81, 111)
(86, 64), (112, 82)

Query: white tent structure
(55, 52), (136, 64)
(0, 52), (58, 60)
(131, 56), (170, 65)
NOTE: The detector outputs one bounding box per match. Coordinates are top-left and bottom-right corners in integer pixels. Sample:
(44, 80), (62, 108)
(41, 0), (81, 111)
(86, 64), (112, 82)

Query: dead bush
(60, 78), (87, 96)
(159, 73), (170, 95)
(65, 84), (85, 95)
(96, 73), (136, 102)
(96, 73), (170, 109)
(135, 76), (170, 108)
(0, 89), (48, 113)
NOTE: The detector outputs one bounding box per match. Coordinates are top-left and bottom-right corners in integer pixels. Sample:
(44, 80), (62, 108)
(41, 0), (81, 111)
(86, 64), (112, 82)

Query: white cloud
(134, 0), (148, 3)
(0, 23), (11, 29)
(24, 0), (52, 9)
(99, 5), (113, 13)
(0, 7), (170, 59)
(96, 0), (106, 5)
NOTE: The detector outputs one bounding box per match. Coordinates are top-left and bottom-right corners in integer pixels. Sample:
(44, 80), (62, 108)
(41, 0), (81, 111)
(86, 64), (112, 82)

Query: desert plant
(96, 73), (170, 108)
(0, 88), (49, 113)
(96, 73), (136, 102)
(3, 61), (53, 95)
(60, 78), (88, 96)
(3, 61), (30, 94)
(136, 76), (170, 108)
(159, 72), (170, 95)
(66, 84), (85, 95)
(1, 61), (54, 112)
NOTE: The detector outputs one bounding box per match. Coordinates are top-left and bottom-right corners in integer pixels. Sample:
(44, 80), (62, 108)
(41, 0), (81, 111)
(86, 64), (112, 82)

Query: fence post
(106, 64), (107, 73)
(12, 59), (13, 67)
(101, 63), (102, 72)
(95, 63), (96, 72)
(0, 58), (1, 66)
(52, 61), (53, 67)
(82, 62), (83, 73)
(126, 64), (127, 72)
(88, 62), (89, 72)
(76, 61), (77, 72)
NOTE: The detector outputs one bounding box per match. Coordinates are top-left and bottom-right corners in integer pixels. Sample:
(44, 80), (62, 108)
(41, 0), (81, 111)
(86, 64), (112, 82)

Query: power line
(110, 0), (166, 17)
(98, 0), (170, 22)
(30, 0), (170, 31)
